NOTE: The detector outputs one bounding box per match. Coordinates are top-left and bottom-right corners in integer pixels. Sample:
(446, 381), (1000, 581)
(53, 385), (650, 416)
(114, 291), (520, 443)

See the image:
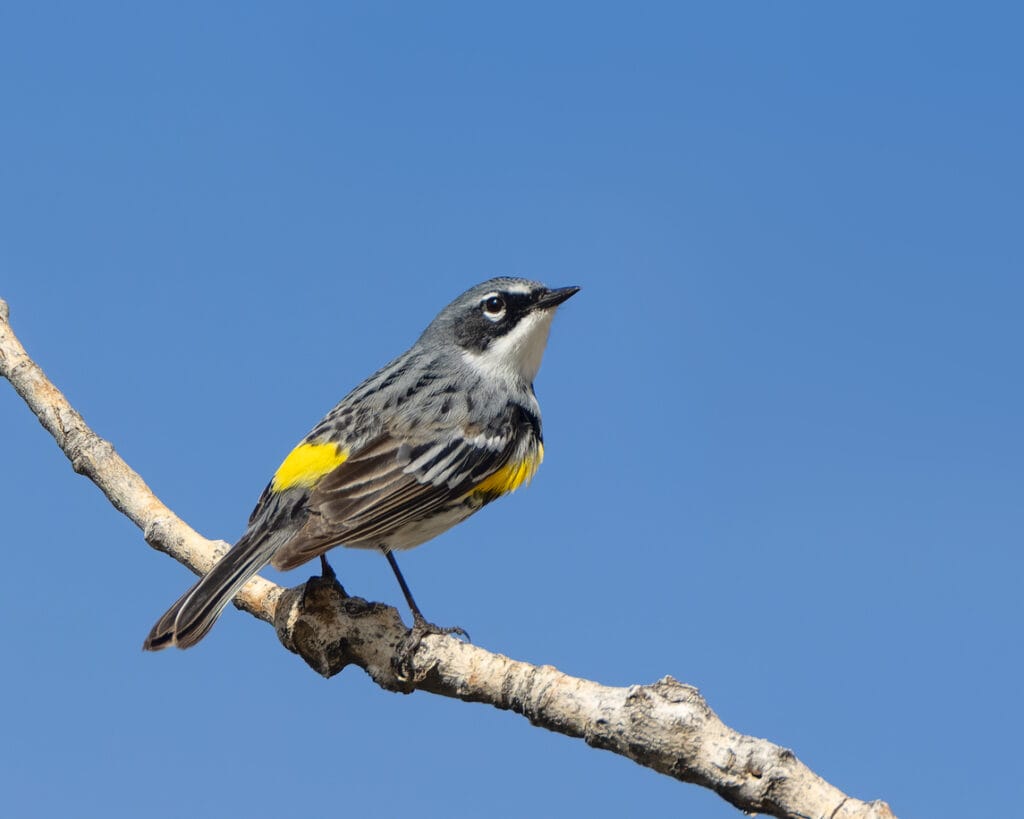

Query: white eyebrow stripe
(497, 282), (534, 296)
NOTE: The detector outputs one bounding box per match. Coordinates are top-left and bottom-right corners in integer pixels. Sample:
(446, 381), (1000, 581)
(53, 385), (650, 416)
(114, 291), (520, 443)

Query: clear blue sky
(1, 4), (1020, 818)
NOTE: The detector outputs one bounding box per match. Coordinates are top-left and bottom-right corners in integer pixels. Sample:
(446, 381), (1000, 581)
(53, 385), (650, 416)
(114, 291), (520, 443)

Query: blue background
(1, 4), (1020, 818)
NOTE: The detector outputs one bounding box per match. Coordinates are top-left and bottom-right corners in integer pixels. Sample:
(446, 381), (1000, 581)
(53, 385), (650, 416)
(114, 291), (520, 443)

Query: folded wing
(270, 415), (529, 570)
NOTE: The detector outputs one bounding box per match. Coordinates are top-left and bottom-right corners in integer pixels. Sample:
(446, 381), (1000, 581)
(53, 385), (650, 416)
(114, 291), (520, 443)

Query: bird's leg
(382, 547), (468, 637)
(381, 547), (469, 678)
(299, 552), (345, 612)
(382, 548), (427, 623)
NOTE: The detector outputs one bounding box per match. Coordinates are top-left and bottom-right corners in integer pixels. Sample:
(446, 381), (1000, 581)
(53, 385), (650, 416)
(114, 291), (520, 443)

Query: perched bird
(143, 277), (579, 650)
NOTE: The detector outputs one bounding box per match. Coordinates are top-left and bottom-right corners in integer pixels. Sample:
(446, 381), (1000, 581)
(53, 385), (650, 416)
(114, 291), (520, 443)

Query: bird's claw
(394, 615), (471, 681)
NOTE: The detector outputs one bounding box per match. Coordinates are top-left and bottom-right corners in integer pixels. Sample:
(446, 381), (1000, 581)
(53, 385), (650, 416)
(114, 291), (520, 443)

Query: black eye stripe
(453, 289), (538, 352)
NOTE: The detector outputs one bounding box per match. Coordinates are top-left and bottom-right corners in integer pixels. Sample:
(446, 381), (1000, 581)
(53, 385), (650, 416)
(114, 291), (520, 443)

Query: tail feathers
(142, 532), (278, 651)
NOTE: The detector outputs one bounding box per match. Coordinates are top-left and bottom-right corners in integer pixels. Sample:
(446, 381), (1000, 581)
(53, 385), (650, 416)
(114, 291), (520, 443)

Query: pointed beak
(535, 285), (580, 310)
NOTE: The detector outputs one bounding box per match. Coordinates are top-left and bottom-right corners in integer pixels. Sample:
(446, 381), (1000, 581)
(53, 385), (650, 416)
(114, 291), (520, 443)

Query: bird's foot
(394, 613), (470, 681)
(300, 556), (346, 608)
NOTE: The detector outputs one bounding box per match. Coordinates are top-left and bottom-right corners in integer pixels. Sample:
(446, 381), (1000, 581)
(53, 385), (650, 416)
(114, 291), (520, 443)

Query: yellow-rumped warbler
(144, 277), (578, 650)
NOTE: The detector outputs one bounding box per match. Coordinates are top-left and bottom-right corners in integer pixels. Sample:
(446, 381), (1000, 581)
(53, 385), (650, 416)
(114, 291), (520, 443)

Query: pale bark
(0, 298), (896, 819)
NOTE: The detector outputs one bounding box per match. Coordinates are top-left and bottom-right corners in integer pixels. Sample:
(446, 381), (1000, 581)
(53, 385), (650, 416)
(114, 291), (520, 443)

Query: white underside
(344, 501), (479, 550)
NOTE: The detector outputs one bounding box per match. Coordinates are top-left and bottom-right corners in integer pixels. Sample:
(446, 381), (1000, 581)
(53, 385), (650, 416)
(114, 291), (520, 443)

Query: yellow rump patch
(271, 441), (349, 492)
(473, 443), (544, 499)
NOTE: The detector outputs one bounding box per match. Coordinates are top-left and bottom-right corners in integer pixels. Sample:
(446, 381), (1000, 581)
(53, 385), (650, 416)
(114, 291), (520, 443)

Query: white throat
(463, 308), (557, 385)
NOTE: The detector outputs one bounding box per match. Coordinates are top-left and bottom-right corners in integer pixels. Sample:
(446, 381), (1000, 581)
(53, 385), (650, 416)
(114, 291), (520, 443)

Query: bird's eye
(482, 295), (506, 321)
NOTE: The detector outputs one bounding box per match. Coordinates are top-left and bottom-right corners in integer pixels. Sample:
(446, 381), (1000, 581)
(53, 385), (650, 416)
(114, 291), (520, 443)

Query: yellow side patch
(474, 443), (544, 499)
(271, 441), (349, 492)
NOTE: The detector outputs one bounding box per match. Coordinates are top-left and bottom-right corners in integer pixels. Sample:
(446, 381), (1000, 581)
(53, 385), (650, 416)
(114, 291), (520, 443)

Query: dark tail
(143, 531), (278, 651)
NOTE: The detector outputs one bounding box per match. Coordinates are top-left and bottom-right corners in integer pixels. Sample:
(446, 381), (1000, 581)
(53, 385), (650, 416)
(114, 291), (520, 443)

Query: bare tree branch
(0, 298), (896, 819)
